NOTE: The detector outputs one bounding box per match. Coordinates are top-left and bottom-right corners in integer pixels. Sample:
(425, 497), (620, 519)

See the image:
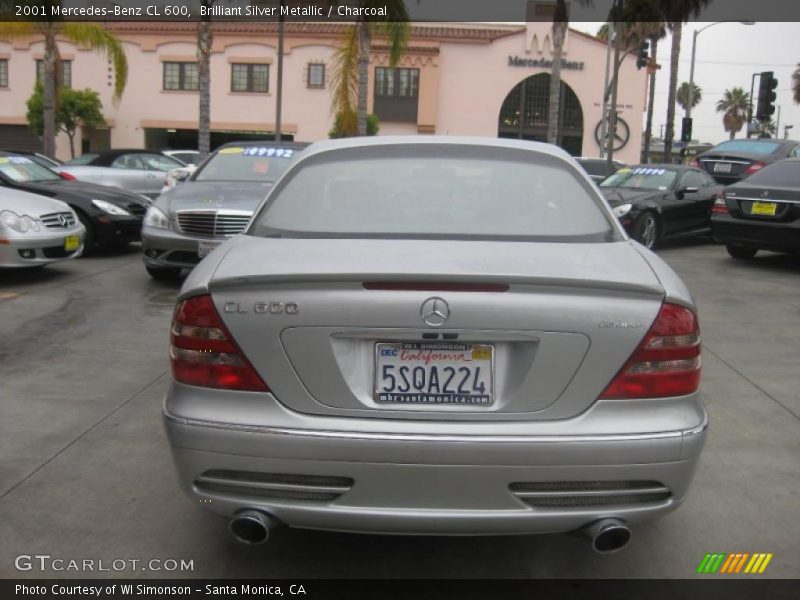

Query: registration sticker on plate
(64, 235), (80, 251)
(198, 240), (222, 258)
(713, 162), (733, 173)
(751, 202), (777, 216)
(374, 342), (494, 406)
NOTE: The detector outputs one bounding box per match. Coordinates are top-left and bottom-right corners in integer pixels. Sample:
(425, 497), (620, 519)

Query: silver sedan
(163, 137), (707, 553)
(0, 187), (85, 267)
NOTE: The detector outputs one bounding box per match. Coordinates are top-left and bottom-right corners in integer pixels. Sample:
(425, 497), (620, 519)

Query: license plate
(713, 162), (733, 173)
(64, 235), (80, 251)
(374, 342), (494, 406)
(751, 202), (777, 216)
(198, 240), (221, 258)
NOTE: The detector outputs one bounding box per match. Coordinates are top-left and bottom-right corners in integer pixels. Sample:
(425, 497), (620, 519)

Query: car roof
(216, 140), (310, 151)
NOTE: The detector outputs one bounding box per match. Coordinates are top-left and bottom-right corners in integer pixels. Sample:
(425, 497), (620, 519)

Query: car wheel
(146, 265), (182, 280)
(726, 244), (758, 260)
(75, 210), (95, 256)
(632, 212), (659, 250)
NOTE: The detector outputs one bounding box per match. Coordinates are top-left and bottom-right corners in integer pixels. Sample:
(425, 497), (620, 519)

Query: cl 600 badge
(223, 302), (300, 314)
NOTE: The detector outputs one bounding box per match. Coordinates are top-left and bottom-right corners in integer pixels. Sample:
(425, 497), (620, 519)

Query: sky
(572, 21), (800, 144)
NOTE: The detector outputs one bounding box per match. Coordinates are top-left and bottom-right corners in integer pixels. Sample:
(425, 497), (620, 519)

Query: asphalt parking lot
(1, 240), (798, 579)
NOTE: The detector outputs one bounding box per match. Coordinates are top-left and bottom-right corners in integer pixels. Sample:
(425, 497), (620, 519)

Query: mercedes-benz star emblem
(58, 214), (68, 226)
(420, 297), (450, 327)
(761, 190), (769, 198)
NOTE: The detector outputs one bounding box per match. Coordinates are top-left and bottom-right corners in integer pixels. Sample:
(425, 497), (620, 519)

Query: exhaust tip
(228, 510), (278, 545)
(582, 519), (632, 554)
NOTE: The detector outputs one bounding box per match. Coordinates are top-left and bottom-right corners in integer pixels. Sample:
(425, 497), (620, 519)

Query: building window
(163, 62), (198, 91)
(374, 67), (419, 122)
(0, 59), (7, 87)
(231, 63), (269, 93)
(36, 59), (72, 88)
(307, 63), (325, 88)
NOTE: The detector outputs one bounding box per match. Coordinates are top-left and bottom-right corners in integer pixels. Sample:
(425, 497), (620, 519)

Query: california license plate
(751, 202), (777, 216)
(198, 240), (221, 258)
(713, 162), (733, 173)
(374, 342), (494, 405)
(64, 235), (80, 251)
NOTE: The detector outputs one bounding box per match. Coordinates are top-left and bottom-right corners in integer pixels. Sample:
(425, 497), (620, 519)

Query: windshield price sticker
(631, 167), (666, 176)
(243, 147), (294, 158)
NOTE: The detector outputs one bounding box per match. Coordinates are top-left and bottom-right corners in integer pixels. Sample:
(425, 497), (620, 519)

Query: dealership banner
(0, 0), (797, 22)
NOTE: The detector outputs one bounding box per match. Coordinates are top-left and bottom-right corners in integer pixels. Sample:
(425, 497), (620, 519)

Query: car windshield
(193, 146), (298, 183)
(64, 153), (99, 165)
(710, 140), (781, 155)
(600, 167), (677, 190)
(744, 161), (800, 186)
(251, 145), (616, 242)
(0, 156), (61, 182)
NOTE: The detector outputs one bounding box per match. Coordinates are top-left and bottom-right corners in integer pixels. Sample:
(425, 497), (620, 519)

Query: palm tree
(0, 19), (127, 158)
(331, 1), (410, 136)
(716, 87), (750, 140)
(197, 1), (214, 160)
(754, 117), (777, 137)
(793, 63), (800, 104)
(676, 81), (702, 113)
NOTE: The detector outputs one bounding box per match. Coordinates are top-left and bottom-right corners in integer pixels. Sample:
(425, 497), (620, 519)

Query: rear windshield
(600, 167), (677, 191)
(193, 145), (299, 183)
(251, 145), (617, 242)
(744, 160), (800, 186)
(64, 153), (98, 165)
(710, 140), (780, 155)
(0, 156), (61, 182)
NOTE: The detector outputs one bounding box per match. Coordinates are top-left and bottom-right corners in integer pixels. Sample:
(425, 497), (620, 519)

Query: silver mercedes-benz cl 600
(163, 137), (707, 553)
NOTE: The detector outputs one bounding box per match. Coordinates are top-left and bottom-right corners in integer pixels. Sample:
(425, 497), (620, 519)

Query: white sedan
(0, 188), (85, 268)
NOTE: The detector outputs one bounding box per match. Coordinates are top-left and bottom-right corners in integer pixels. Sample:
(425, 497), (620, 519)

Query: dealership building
(0, 20), (647, 163)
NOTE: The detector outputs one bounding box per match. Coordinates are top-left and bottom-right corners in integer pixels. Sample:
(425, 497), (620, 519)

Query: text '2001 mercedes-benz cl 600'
(162, 137), (707, 554)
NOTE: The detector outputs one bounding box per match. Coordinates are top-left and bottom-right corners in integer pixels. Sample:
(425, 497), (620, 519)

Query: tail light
(711, 194), (729, 215)
(744, 161), (766, 175)
(600, 303), (700, 399)
(58, 171), (76, 181)
(170, 295), (268, 392)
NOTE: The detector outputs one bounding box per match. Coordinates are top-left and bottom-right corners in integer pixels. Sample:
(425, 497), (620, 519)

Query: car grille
(195, 470), (354, 502)
(40, 212), (76, 229)
(509, 480), (671, 508)
(176, 211), (251, 238)
(42, 246), (74, 258)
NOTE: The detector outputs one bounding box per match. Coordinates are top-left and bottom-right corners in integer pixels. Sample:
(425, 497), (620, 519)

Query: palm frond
(0, 21), (38, 40)
(331, 24), (360, 117)
(373, 19), (410, 67)
(62, 23), (128, 103)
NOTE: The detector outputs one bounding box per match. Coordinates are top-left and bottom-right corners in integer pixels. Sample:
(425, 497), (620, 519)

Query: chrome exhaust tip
(582, 518), (632, 554)
(228, 510), (280, 545)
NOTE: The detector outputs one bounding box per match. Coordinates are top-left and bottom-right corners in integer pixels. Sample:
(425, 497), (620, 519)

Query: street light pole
(275, 0), (285, 143)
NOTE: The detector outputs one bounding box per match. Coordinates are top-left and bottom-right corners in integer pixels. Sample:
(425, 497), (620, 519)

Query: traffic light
(681, 117), (693, 143)
(636, 40), (649, 70)
(756, 71), (778, 120)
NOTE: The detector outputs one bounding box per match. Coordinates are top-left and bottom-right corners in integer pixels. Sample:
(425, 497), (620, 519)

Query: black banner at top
(0, 0), (792, 23)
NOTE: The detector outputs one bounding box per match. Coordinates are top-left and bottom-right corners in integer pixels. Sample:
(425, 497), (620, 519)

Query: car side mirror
(676, 186), (699, 199)
(173, 170), (191, 182)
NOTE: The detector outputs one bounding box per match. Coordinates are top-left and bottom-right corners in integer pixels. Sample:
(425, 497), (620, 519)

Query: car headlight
(144, 206), (170, 230)
(92, 199), (131, 216)
(612, 203), (633, 218)
(1, 210), (29, 233)
(23, 215), (41, 232)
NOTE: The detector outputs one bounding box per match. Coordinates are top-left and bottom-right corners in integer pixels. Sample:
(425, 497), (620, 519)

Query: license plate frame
(64, 235), (80, 251)
(373, 342), (494, 406)
(750, 201), (777, 216)
(713, 162), (733, 173)
(198, 240), (222, 258)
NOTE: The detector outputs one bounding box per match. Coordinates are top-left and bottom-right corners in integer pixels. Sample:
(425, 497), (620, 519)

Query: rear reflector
(170, 295), (268, 392)
(600, 302), (701, 399)
(363, 281), (509, 292)
(711, 197), (729, 215)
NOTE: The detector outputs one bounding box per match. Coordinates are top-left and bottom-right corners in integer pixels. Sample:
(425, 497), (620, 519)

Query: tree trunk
(67, 131), (75, 159)
(42, 29), (57, 159)
(547, 21), (566, 146)
(642, 38), (658, 163)
(663, 23), (682, 163)
(357, 22), (370, 137)
(729, 129), (735, 140)
(197, 13), (212, 161)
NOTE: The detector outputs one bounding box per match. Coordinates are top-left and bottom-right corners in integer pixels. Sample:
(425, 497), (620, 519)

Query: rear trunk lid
(724, 184), (800, 223)
(208, 236), (667, 421)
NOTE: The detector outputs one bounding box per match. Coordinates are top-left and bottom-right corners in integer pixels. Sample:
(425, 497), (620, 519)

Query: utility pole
(605, 0), (622, 171)
(599, 23), (614, 159)
(776, 105), (781, 139)
(275, 0), (285, 143)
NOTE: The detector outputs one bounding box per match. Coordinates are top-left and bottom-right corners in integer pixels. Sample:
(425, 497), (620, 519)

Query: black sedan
(599, 164), (723, 249)
(692, 138), (800, 185)
(711, 158), (800, 259)
(0, 152), (150, 252)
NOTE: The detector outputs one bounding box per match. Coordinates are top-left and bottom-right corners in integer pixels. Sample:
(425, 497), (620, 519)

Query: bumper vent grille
(40, 212), (76, 229)
(176, 211), (251, 238)
(509, 480), (671, 508)
(195, 470), (354, 503)
(127, 203), (146, 217)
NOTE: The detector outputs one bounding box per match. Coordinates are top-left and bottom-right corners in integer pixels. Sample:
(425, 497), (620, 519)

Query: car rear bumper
(163, 385), (708, 535)
(711, 218), (800, 252)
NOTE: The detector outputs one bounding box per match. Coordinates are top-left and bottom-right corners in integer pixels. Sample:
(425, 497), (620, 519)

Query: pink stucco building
(0, 21), (647, 163)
